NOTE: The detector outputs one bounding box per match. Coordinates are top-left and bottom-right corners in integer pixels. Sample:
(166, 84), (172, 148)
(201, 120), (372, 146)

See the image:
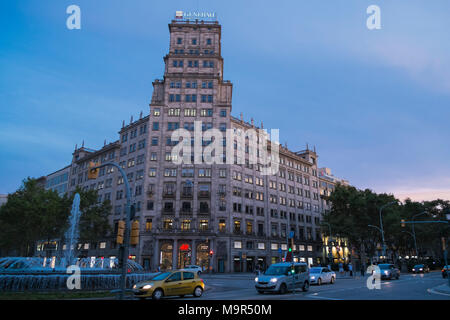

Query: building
(42, 16), (329, 272)
(318, 167), (351, 265)
(0, 194), (7, 207)
(45, 165), (71, 196)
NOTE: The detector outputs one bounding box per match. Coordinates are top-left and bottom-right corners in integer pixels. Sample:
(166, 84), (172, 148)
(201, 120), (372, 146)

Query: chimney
(130, 115), (133, 124)
(261, 121), (263, 129)
(122, 120), (125, 128)
(240, 112), (243, 123)
(251, 118), (254, 127)
(139, 111), (143, 119)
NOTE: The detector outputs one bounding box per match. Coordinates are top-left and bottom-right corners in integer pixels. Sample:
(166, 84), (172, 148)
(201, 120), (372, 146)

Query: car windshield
(414, 265), (423, 268)
(378, 264), (391, 269)
(152, 272), (171, 281)
(264, 266), (289, 276)
(310, 267), (322, 273)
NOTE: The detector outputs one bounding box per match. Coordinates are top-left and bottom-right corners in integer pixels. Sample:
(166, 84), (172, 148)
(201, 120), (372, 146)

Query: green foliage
(323, 184), (450, 261)
(0, 178), (112, 256)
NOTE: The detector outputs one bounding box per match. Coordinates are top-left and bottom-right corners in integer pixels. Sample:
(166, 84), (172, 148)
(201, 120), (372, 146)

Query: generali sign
(175, 10), (217, 21)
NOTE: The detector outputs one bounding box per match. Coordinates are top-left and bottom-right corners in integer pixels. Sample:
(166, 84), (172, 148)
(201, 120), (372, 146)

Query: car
(254, 262), (310, 294)
(309, 267), (336, 285)
(412, 264), (430, 273)
(183, 265), (203, 275)
(377, 264), (400, 280)
(442, 265), (450, 278)
(132, 270), (204, 300)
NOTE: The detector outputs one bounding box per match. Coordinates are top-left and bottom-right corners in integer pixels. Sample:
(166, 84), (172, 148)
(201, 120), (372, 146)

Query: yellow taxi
(132, 269), (205, 300)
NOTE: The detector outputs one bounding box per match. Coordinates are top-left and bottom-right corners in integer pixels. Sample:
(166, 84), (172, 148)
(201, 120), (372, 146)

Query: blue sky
(1, 0), (449, 201)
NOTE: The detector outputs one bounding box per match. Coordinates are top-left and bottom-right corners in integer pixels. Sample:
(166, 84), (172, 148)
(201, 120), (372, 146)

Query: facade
(41, 17), (332, 272)
(45, 165), (71, 196)
(0, 194), (7, 207)
(319, 167), (351, 265)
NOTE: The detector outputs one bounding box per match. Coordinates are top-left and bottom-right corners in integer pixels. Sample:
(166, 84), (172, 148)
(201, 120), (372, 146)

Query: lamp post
(411, 211), (427, 260)
(379, 201), (397, 260)
(89, 161), (132, 300)
(368, 224), (383, 261)
(401, 230), (417, 260)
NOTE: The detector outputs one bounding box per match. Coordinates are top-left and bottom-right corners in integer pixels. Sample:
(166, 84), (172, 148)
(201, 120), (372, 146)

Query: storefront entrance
(196, 243), (210, 272)
(160, 243), (173, 271)
(178, 243), (191, 268)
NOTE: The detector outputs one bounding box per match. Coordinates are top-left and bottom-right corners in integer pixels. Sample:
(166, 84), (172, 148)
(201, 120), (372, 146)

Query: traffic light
(286, 238), (293, 262)
(88, 161), (99, 179)
(116, 220), (125, 244)
(130, 220), (140, 245)
(401, 219), (405, 227)
(209, 249), (214, 257)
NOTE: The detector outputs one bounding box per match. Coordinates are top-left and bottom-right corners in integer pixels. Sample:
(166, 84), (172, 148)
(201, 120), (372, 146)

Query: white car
(309, 267), (336, 285)
(183, 265), (203, 275)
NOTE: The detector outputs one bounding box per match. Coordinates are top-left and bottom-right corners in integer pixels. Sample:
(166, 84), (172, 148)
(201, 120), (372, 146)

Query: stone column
(172, 239), (178, 270)
(192, 240), (197, 266)
(153, 238), (159, 272)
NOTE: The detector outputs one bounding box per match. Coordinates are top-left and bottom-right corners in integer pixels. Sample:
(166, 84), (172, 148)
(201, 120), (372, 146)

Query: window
(144, 219), (152, 232)
(234, 241), (242, 249)
(199, 219), (208, 231)
(219, 219), (226, 232)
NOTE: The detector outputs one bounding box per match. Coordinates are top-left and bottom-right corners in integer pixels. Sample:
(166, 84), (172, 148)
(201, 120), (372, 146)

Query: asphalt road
(185, 271), (450, 300)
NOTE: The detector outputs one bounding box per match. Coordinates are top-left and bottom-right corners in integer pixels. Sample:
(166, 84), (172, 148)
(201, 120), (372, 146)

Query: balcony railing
(180, 208), (193, 215)
(162, 208), (174, 214)
(197, 209), (210, 215)
(162, 192), (175, 198)
(180, 192), (193, 199)
(198, 191), (210, 199)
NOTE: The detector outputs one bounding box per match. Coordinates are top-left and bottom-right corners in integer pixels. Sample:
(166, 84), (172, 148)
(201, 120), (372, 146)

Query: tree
(61, 187), (112, 244)
(0, 178), (68, 256)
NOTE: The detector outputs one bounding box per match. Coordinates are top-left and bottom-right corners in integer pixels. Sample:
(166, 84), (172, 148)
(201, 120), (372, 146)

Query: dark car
(377, 264), (400, 280)
(442, 265), (450, 278)
(412, 264), (429, 273)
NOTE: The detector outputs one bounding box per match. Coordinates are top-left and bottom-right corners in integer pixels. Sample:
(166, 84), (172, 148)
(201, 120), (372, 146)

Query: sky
(0, 0), (449, 202)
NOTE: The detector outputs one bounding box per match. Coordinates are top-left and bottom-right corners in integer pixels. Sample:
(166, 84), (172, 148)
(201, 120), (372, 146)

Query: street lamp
(368, 224), (383, 261)
(411, 211), (428, 260)
(379, 201), (397, 259)
(401, 230), (417, 260)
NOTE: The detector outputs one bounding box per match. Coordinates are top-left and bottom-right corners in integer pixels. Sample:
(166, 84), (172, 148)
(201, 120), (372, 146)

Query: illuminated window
(181, 219), (191, 231)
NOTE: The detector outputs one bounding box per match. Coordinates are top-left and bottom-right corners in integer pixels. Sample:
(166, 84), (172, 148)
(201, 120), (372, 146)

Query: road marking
(427, 288), (450, 297)
(306, 294), (342, 300)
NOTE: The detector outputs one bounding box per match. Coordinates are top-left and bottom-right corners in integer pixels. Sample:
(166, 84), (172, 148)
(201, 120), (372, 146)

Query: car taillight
(200, 279), (203, 283)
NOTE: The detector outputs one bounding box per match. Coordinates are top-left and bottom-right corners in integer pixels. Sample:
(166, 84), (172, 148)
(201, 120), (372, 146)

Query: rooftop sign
(175, 10), (217, 21)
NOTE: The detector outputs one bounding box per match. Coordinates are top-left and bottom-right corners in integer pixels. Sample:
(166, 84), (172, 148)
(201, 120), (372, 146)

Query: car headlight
(142, 284), (153, 290)
(384, 271), (389, 275)
(270, 278), (278, 283)
(132, 284), (137, 289)
(310, 276), (315, 280)
(419, 268), (423, 271)
(255, 277), (259, 282)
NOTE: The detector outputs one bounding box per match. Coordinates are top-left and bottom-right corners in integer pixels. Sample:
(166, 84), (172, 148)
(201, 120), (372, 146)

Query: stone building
(42, 17), (330, 272)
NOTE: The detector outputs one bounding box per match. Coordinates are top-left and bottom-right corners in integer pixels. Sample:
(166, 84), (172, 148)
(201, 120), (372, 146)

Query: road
(183, 271), (450, 300)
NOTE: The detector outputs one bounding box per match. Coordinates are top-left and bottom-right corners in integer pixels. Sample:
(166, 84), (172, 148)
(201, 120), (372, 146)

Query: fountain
(0, 193), (157, 292)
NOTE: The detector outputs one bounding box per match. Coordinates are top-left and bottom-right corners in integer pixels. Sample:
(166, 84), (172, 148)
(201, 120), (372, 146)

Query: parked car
(377, 264), (400, 280)
(132, 270), (204, 300)
(184, 265), (203, 275)
(442, 265), (450, 278)
(309, 267), (336, 285)
(412, 264), (430, 273)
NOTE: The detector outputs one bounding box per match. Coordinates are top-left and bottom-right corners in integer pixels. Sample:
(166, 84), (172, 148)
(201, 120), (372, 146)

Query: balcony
(197, 209), (210, 215)
(162, 208), (174, 215)
(180, 192), (193, 199)
(198, 191), (210, 199)
(162, 192), (175, 199)
(180, 208), (193, 215)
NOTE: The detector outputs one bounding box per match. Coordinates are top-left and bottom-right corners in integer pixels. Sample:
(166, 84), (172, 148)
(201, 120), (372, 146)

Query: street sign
(278, 248), (282, 254)
(289, 231), (294, 239)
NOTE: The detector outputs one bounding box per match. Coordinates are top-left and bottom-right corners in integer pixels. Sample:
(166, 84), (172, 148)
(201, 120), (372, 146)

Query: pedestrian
(339, 262), (344, 275)
(361, 263), (365, 276)
(349, 263), (353, 277)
